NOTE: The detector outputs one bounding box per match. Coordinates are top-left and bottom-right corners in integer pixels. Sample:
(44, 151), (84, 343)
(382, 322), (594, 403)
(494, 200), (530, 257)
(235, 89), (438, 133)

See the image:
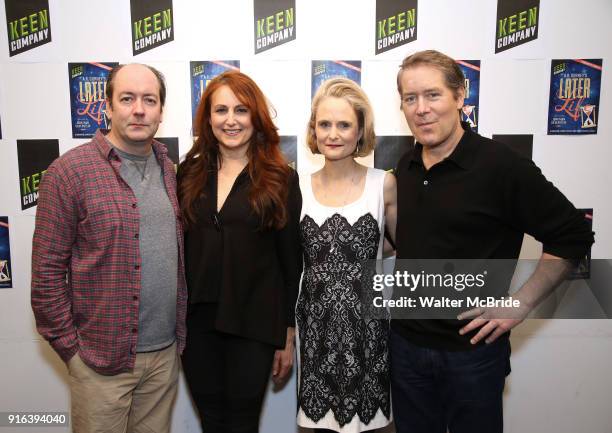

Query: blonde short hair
(307, 77), (376, 157)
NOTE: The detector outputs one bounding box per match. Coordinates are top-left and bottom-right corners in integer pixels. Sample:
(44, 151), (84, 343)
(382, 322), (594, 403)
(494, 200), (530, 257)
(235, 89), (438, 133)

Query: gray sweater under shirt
(114, 146), (178, 352)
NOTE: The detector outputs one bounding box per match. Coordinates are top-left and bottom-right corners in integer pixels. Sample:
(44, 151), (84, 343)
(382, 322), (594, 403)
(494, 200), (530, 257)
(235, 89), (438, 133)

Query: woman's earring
(354, 138), (362, 155)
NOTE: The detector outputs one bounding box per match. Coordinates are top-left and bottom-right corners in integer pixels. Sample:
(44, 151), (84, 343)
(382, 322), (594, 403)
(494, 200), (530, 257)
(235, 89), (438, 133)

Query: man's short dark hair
(397, 50), (465, 98)
(106, 64), (167, 108)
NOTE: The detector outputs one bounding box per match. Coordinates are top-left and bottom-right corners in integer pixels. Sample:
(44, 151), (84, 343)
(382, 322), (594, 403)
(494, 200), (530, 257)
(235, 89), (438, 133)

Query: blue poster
(548, 59), (602, 135)
(69, 62), (118, 139)
(456, 60), (480, 133)
(0, 217), (12, 289)
(311, 61), (361, 99)
(190, 60), (240, 132)
(280, 136), (297, 170)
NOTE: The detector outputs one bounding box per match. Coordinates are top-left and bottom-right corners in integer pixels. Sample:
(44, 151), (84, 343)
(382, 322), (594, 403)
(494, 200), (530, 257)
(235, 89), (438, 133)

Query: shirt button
(133, 295), (138, 301)
(132, 328), (138, 334)
(423, 180), (429, 186)
(132, 203), (137, 208)
(134, 265), (140, 270)
(134, 233), (139, 239)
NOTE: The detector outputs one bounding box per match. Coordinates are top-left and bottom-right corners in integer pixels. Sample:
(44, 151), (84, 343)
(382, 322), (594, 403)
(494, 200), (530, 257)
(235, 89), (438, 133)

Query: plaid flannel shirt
(31, 130), (187, 375)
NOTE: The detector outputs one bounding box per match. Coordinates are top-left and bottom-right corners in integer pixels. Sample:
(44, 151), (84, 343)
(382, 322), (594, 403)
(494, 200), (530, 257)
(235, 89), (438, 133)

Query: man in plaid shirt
(32, 63), (187, 433)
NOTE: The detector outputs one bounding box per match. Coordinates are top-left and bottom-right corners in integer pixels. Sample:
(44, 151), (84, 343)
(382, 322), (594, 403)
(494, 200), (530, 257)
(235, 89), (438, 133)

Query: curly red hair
(178, 71), (291, 230)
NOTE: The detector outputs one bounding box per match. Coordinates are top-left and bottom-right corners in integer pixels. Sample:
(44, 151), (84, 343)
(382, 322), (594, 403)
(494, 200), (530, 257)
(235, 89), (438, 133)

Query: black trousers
(182, 305), (276, 433)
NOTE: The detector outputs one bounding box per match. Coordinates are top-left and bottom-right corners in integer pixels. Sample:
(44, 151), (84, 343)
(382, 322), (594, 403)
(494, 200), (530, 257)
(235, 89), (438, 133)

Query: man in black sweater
(391, 50), (594, 433)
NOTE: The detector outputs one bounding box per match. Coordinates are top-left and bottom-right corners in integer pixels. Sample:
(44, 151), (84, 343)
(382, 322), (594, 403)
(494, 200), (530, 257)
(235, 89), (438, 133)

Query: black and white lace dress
(296, 167), (391, 433)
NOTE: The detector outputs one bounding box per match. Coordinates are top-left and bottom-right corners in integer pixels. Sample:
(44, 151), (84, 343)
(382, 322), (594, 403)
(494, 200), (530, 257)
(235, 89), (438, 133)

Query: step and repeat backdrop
(0, 1), (610, 432)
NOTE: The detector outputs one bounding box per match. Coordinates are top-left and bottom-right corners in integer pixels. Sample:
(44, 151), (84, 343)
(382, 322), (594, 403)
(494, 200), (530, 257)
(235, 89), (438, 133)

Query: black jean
(390, 329), (511, 433)
(182, 305), (276, 433)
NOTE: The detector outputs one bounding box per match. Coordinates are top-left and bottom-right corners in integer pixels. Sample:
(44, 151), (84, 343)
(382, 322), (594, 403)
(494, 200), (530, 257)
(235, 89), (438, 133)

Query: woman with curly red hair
(178, 71), (301, 433)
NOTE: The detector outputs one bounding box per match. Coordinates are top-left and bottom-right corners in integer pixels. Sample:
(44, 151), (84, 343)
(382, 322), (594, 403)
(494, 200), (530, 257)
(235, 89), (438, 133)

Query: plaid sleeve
(31, 160), (79, 363)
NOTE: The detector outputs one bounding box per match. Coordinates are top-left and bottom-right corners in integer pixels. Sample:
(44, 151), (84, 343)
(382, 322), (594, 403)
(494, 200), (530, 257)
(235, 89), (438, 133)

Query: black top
(394, 123), (594, 350)
(184, 164), (302, 348)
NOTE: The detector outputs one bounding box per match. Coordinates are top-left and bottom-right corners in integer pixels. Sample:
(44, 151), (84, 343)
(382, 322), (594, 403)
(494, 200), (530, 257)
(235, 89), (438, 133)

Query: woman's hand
(272, 327), (295, 384)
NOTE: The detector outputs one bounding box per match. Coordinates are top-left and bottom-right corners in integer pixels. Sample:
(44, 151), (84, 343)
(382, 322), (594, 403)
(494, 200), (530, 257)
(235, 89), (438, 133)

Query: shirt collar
(92, 129), (114, 159)
(92, 129), (167, 162)
(410, 122), (477, 170)
(445, 122), (477, 170)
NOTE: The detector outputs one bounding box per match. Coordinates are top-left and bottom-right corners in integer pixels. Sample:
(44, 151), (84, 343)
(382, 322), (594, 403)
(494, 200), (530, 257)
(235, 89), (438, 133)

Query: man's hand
(458, 254), (573, 345)
(457, 297), (532, 344)
(272, 327), (295, 384)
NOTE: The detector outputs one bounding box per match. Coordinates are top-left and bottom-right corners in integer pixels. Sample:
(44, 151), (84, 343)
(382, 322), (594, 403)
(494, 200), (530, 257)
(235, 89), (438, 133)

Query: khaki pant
(68, 342), (179, 433)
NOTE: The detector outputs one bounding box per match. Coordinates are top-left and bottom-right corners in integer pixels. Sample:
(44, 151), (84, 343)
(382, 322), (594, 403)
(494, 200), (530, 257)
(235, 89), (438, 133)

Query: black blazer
(184, 165), (302, 348)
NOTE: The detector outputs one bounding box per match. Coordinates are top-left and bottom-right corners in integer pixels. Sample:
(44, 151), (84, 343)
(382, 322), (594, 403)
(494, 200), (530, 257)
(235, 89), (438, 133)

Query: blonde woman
(296, 77), (397, 433)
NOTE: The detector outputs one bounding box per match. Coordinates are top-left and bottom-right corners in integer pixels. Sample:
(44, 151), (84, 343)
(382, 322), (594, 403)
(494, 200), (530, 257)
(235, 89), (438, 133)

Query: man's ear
(455, 87), (466, 110)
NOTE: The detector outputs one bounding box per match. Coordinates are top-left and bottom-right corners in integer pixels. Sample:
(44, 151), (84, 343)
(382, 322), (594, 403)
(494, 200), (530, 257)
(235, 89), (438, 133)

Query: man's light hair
(397, 50), (466, 99)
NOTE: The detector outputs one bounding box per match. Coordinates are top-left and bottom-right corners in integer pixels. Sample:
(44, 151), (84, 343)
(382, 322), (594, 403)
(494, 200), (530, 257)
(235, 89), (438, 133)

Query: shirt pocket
(78, 193), (126, 249)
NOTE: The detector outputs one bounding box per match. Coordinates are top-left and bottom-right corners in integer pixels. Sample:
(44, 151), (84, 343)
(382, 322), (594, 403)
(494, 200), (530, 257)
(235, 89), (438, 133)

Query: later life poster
(190, 60), (240, 133)
(456, 60), (480, 133)
(311, 61), (361, 99)
(280, 136), (297, 170)
(68, 62), (117, 139)
(547, 59), (602, 135)
(0, 216), (12, 289)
